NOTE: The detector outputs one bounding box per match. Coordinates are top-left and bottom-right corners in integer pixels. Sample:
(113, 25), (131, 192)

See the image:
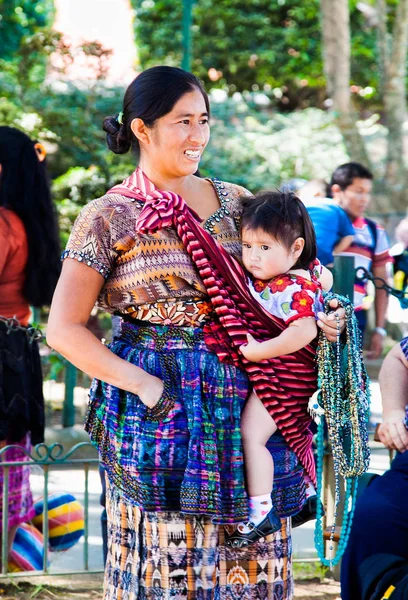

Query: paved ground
(29, 467), (105, 574)
(0, 574), (341, 599)
(1, 377), (385, 600)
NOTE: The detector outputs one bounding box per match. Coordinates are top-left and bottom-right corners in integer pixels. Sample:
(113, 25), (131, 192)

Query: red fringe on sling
(109, 169), (317, 482)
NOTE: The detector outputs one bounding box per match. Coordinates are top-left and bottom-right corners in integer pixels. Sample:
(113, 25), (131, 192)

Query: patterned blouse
(62, 178), (250, 326)
(248, 261), (324, 325)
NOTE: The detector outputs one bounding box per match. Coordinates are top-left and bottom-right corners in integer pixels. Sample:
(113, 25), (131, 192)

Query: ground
(0, 572), (341, 600)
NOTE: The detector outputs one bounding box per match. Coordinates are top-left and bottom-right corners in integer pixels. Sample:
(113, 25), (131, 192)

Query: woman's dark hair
(329, 162), (373, 194)
(103, 66), (210, 155)
(241, 191), (317, 270)
(0, 126), (61, 307)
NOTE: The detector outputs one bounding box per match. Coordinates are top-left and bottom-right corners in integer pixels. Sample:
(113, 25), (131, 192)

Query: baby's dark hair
(240, 190), (317, 270)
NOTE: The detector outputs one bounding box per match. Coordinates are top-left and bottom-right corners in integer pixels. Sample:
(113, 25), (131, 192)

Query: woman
(0, 126), (60, 560)
(47, 66), (343, 599)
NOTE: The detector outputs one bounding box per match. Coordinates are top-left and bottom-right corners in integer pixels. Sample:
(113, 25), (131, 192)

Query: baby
(225, 191), (332, 548)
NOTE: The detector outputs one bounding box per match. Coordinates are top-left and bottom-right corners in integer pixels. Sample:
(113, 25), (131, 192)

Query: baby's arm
(320, 265), (333, 291)
(240, 317), (317, 362)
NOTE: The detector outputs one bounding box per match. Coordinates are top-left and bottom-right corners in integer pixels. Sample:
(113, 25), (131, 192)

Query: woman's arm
(333, 235), (354, 255)
(240, 318), (317, 362)
(377, 342), (408, 451)
(46, 259), (163, 408)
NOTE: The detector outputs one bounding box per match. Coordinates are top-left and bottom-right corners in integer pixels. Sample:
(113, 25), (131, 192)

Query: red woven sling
(109, 169), (317, 482)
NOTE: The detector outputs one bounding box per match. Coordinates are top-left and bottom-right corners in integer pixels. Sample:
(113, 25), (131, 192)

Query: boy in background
(298, 179), (355, 267)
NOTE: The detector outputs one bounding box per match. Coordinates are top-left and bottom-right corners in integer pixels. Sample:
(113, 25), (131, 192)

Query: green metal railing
(181, 0), (195, 71)
(0, 442), (100, 578)
(332, 255), (355, 299)
(62, 362), (78, 428)
(2, 255), (401, 575)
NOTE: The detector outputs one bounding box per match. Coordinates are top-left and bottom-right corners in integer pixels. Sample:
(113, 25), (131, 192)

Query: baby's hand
(240, 333), (264, 362)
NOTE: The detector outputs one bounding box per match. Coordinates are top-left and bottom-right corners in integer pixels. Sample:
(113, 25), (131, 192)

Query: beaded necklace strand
(312, 293), (371, 567)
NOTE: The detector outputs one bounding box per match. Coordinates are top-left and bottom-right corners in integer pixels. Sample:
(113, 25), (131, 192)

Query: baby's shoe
(225, 508), (282, 549)
(291, 495), (324, 528)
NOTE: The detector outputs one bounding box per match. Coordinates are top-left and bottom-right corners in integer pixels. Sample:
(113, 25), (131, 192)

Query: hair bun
(102, 115), (131, 154)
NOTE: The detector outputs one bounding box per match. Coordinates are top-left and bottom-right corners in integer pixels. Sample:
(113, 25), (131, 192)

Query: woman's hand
(136, 372), (164, 409)
(317, 299), (345, 342)
(377, 410), (408, 452)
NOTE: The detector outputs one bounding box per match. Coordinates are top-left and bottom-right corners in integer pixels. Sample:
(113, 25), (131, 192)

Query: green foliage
(132, 0), (380, 106)
(51, 96), (352, 247)
(0, 1), (56, 95)
(0, 0), (54, 60)
(134, 0), (324, 96)
(32, 81), (123, 178)
(52, 162), (135, 245)
(0, 28), (129, 179)
(200, 96), (349, 192)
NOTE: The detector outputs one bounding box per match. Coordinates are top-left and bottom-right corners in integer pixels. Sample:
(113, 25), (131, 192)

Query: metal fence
(1, 255), (405, 577)
(0, 441), (102, 578)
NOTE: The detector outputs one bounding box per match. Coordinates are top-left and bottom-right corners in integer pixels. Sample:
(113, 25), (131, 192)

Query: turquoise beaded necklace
(312, 293), (370, 567)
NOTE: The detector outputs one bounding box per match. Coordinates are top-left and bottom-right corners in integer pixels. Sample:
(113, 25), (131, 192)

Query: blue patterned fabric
(401, 335), (408, 361)
(85, 321), (306, 522)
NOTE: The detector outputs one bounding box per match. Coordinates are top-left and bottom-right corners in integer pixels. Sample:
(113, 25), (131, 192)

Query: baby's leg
(241, 390), (277, 497)
(225, 391), (281, 547)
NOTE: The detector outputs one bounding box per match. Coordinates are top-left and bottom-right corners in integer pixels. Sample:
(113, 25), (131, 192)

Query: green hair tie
(117, 111), (124, 126)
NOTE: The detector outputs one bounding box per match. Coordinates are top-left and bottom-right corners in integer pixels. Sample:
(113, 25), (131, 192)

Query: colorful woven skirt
(0, 434), (35, 530)
(86, 321), (250, 524)
(104, 481), (293, 600)
(86, 322), (306, 523)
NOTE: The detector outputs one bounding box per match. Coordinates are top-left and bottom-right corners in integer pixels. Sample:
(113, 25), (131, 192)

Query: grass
(293, 560), (330, 581)
(0, 575), (104, 599)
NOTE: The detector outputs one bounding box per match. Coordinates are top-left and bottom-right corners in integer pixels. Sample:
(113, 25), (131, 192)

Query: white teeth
(185, 150), (200, 158)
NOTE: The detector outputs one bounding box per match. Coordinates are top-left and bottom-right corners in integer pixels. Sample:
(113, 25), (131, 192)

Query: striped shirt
(337, 217), (393, 310)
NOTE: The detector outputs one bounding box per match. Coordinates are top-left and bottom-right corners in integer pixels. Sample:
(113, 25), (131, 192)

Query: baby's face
(241, 227), (295, 281)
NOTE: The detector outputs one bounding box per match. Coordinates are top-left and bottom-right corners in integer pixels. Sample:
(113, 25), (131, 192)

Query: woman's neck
(137, 161), (195, 197)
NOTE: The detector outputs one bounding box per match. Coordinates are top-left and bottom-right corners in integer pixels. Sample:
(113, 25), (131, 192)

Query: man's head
(330, 162), (373, 219)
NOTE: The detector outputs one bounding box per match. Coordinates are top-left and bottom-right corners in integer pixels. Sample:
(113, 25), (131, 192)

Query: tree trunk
(382, 0), (408, 211)
(321, 0), (371, 167)
(376, 0), (390, 95)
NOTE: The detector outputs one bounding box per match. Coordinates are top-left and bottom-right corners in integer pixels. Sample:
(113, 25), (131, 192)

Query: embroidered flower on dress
(291, 290), (314, 313)
(128, 299), (212, 326)
(252, 279), (268, 293)
(269, 275), (292, 294)
(149, 302), (187, 325)
(295, 277), (318, 292)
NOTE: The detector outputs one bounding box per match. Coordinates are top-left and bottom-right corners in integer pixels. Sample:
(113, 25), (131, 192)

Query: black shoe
(225, 508), (282, 549)
(291, 495), (324, 528)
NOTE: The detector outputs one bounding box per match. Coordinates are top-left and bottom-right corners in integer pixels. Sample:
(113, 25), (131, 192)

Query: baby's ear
(292, 237), (305, 257)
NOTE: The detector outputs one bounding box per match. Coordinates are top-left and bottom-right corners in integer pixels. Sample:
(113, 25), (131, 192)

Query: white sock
(305, 480), (316, 499)
(238, 494), (272, 533)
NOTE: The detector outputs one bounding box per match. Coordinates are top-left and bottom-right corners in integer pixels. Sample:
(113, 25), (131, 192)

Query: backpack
(365, 217), (378, 253)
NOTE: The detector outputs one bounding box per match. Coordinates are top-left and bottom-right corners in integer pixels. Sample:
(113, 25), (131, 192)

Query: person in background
(281, 177), (308, 194)
(340, 337), (408, 600)
(391, 217), (408, 295)
(298, 179), (355, 267)
(330, 162), (393, 358)
(0, 126), (60, 562)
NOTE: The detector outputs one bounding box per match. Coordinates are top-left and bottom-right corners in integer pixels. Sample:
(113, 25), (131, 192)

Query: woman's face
(140, 88), (210, 178)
